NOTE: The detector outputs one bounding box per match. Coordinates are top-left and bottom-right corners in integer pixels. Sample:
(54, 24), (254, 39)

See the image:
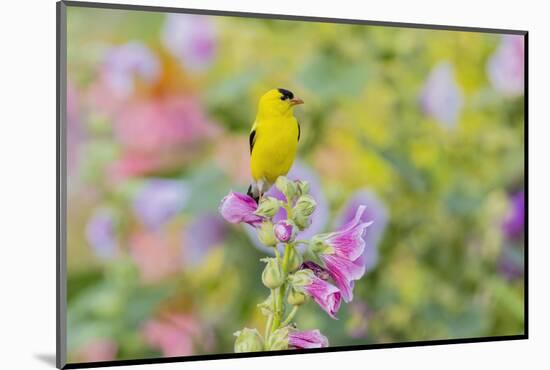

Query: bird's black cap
(278, 88), (294, 101)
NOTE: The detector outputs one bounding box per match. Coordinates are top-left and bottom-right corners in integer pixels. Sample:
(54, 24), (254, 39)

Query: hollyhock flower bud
(234, 328), (264, 352)
(293, 213), (312, 231)
(274, 220), (296, 243)
(261, 258), (285, 289)
(276, 176), (298, 202)
(255, 196), (281, 218)
(257, 295), (273, 316)
(296, 180), (310, 196)
(289, 269), (341, 319)
(258, 221), (277, 247)
(288, 329), (328, 349)
(267, 327), (289, 350)
(292, 195), (316, 231)
(287, 287), (306, 306)
(219, 192), (263, 227)
(311, 205), (373, 302)
(294, 195), (316, 217)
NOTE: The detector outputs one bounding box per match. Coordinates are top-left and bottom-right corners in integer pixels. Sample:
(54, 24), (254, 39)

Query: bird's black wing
(297, 121), (301, 142)
(249, 129), (256, 155)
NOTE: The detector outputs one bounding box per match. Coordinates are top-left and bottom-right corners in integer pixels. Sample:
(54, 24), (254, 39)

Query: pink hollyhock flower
(302, 274), (341, 319)
(288, 330), (329, 349)
(487, 35), (525, 97)
(335, 190), (388, 273)
(291, 269), (341, 319)
(161, 14), (217, 72)
(274, 220), (295, 243)
(219, 192), (264, 227)
(312, 205), (372, 302)
(419, 62), (463, 128)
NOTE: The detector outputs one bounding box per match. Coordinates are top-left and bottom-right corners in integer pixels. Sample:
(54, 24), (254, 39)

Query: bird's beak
(290, 98), (304, 106)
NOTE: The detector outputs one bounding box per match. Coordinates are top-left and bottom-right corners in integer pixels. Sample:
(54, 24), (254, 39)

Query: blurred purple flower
(288, 330), (329, 349)
(246, 162), (329, 252)
(133, 179), (189, 230)
(502, 190), (525, 240)
(101, 41), (160, 98)
(161, 14), (217, 72)
(498, 244), (524, 281)
(85, 209), (118, 260)
(314, 206), (372, 302)
(346, 301), (372, 339)
(487, 35), (525, 97)
(419, 62), (463, 128)
(183, 213), (228, 266)
(335, 190), (388, 273)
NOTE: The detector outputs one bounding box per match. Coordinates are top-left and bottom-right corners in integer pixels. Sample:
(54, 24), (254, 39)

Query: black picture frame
(56, 1), (528, 368)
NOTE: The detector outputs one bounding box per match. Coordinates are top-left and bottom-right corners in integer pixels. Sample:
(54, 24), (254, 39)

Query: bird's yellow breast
(250, 117), (299, 185)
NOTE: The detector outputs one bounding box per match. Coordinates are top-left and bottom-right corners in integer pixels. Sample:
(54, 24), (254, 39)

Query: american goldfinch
(247, 88), (304, 202)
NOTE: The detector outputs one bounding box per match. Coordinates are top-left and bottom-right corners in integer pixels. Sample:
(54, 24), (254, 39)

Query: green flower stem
(281, 305), (299, 327)
(271, 243), (292, 332)
(264, 289), (275, 342)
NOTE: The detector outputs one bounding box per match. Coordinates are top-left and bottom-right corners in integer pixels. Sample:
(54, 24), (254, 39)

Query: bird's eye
(278, 88), (294, 101)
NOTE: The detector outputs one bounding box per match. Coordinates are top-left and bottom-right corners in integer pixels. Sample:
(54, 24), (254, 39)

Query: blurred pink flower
(419, 62), (463, 128)
(75, 339), (117, 362)
(110, 96), (220, 179)
(161, 14), (217, 72)
(67, 80), (84, 175)
(487, 35), (525, 97)
(130, 231), (181, 283)
(143, 313), (201, 357)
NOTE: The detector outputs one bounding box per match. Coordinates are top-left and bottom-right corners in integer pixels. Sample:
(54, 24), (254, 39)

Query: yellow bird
(247, 88), (304, 202)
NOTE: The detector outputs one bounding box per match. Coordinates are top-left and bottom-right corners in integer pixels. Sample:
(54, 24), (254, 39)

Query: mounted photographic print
(57, 1), (527, 368)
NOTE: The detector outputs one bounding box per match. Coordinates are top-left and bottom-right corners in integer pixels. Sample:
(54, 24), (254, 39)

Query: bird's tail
(247, 184), (260, 204)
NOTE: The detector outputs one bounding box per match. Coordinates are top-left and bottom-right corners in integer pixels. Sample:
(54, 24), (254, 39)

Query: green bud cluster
(234, 328), (264, 352)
